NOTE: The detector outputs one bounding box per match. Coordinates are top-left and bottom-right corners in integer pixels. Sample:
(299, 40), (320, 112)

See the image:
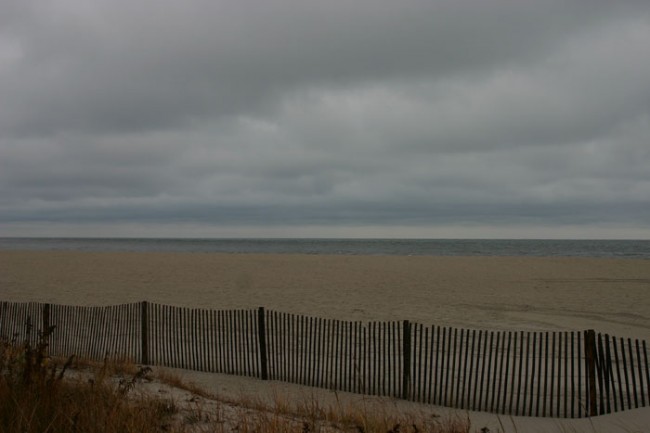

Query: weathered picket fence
(1, 300), (648, 418)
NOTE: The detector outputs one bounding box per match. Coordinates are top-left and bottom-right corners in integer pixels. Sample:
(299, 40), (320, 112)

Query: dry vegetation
(1, 326), (473, 433)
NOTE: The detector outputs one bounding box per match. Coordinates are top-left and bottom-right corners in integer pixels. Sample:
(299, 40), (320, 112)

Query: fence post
(258, 307), (268, 380)
(584, 329), (597, 416)
(141, 301), (149, 365)
(402, 320), (411, 400)
(42, 303), (50, 332)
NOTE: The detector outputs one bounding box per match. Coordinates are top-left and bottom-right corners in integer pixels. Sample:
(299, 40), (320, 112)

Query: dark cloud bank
(1, 0), (649, 238)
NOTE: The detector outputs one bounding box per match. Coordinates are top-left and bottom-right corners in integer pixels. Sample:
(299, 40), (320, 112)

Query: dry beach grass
(0, 328), (473, 433)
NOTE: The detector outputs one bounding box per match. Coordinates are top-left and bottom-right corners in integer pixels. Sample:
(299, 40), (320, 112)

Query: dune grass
(1, 326), (472, 433)
(0, 326), (182, 433)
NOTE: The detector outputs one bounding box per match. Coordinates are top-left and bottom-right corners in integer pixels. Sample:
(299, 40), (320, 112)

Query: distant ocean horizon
(1, 237), (650, 259)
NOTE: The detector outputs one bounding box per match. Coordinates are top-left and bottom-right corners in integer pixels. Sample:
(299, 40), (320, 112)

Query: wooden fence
(1, 300), (649, 418)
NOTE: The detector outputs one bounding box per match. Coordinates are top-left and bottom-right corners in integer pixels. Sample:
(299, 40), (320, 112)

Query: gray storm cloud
(0, 0), (649, 238)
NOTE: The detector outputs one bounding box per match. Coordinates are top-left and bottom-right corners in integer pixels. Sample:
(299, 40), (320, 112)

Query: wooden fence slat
(270, 310), (277, 380)
(327, 319), (334, 390)
(323, 318), (331, 388)
(521, 332), (531, 416)
(418, 325), (427, 403)
(431, 326), (439, 405)
(305, 317), (311, 386)
(202, 308), (209, 372)
(177, 306), (184, 369)
(464, 329), (475, 410)
(76, 304), (89, 358)
(210, 308), (218, 373)
(343, 320), (350, 392)
(231, 310), (237, 374)
(292, 313), (297, 384)
(472, 329), (482, 410)
(268, 310), (274, 380)
(416, 324), (423, 401)
(224, 309), (231, 373)
(636, 339), (645, 407)
(69, 305), (78, 357)
(552, 332), (560, 417)
(402, 320), (410, 399)
(103, 305), (113, 361)
(571, 332), (577, 418)
(141, 302), (149, 365)
(629, 338), (639, 409)
(531, 333), (544, 416)
(229, 309), (235, 373)
(243, 310), (250, 376)
(236, 310), (243, 374)
(215, 309), (222, 372)
(544, 332), (551, 417)
(225, 310), (232, 373)
(501, 331), (512, 414)
(244, 310), (251, 376)
(148, 304), (156, 365)
(362, 323), (368, 395)
(310, 316), (317, 386)
(162, 304), (169, 367)
(275, 312), (281, 380)
(288, 313), (295, 383)
(424, 326), (432, 403)
(257, 308), (268, 380)
(163, 305), (178, 367)
(170, 304), (176, 368)
(597, 333), (609, 414)
(342, 320), (346, 391)
(644, 341), (650, 407)
(98, 305), (109, 360)
(304, 315), (310, 385)
(459, 328), (469, 409)
(351, 321), (357, 393)
(310, 317), (316, 386)
(490, 332), (501, 411)
(0, 301), (6, 337)
(441, 327), (451, 406)
(276, 312), (282, 381)
(286, 313), (292, 382)
(381, 322), (387, 396)
(315, 317), (322, 388)
(232, 309), (239, 374)
(451, 328), (459, 408)
(252, 309), (259, 377)
(242, 310), (248, 376)
(237, 310), (250, 376)
(236, 309), (242, 374)
(509, 331), (520, 415)
(621, 337), (631, 410)
(558, 332), (569, 417)
(380, 322), (385, 396)
(301, 315), (308, 385)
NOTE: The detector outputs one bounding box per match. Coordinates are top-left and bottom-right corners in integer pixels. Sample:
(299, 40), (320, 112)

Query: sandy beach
(3, 250), (650, 431)
(1, 250), (649, 339)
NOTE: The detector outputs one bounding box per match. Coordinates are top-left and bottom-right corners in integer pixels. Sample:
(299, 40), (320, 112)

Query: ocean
(1, 237), (649, 258)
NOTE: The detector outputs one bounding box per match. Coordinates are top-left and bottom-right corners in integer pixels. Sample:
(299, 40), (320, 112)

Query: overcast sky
(1, 0), (649, 239)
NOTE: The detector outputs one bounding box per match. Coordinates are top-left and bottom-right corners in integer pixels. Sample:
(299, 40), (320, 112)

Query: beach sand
(2, 250), (650, 431)
(1, 250), (649, 338)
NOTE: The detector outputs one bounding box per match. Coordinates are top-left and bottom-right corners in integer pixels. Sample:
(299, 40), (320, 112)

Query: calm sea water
(1, 238), (649, 258)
